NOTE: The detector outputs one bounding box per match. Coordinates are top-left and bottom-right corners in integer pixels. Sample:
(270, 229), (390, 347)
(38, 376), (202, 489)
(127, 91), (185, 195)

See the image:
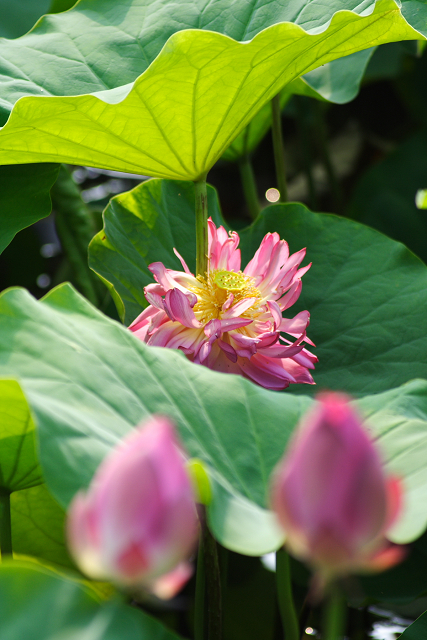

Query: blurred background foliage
(1, 7), (426, 307)
(1, 5), (427, 637)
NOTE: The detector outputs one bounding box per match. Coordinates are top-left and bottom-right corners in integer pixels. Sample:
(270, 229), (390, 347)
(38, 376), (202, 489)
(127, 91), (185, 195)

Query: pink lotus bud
(270, 392), (405, 580)
(67, 416), (199, 598)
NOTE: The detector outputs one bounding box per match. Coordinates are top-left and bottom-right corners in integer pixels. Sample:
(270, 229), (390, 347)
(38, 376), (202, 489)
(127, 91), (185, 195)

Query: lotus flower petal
(130, 219), (316, 390)
(67, 417), (198, 596)
(270, 393), (405, 580)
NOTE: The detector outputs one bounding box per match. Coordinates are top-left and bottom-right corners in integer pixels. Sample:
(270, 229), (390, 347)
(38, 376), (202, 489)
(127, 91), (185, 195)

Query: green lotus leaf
(416, 189), (427, 209)
(1, 0), (424, 127)
(49, 0), (77, 12)
(12, 484), (74, 571)
(0, 284), (310, 554)
(221, 83), (300, 163)
(89, 179), (427, 396)
(89, 179), (226, 324)
(0, 380), (42, 493)
(359, 380), (427, 544)
(0, 562), (184, 640)
(0, 379), (72, 570)
(0, 0), (51, 39)
(240, 204), (427, 396)
(0, 0), (423, 180)
(399, 611), (427, 639)
(358, 529), (427, 604)
(346, 129), (427, 264)
(0, 164), (59, 255)
(222, 49), (374, 162)
(0, 284), (427, 553)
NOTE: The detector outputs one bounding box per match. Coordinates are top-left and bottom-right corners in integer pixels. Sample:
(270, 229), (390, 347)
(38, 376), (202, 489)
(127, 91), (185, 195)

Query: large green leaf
(358, 529), (427, 604)
(0, 380), (42, 492)
(222, 47), (376, 162)
(0, 380), (72, 569)
(346, 129), (427, 264)
(0, 562), (183, 640)
(89, 179), (226, 324)
(240, 204), (427, 396)
(0, 0), (423, 125)
(0, 284), (303, 554)
(360, 380), (427, 544)
(12, 484), (74, 571)
(49, 0), (77, 12)
(1, 285), (427, 553)
(0, 164), (59, 255)
(0, 0), (51, 39)
(399, 611), (427, 639)
(221, 85), (299, 163)
(89, 179), (427, 396)
(416, 189), (427, 209)
(0, 0), (423, 179)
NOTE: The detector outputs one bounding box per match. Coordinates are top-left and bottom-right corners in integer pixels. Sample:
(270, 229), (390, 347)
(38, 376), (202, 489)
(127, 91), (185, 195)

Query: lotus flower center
(188, 270), (263, 325)
(214, 270), (247, 292)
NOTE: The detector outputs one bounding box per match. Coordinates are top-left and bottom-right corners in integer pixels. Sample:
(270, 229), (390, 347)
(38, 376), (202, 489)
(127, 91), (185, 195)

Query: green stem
(218, 543), (229, 601)
(51, 165), (100, 306)
(0, 492), (12, 558)
(323, 583), (346, 640)
(276, 548), (299, 640)
(194, 508), (222, 640)
(238, 155), (260, 220)
(194, 525), (206, 640)
(194, 176), (208, 277)
(271, 93), (288, 203)
(295, 96), (317, 210)
(313, 102), (342, 212)
(205, 525), (222, 640)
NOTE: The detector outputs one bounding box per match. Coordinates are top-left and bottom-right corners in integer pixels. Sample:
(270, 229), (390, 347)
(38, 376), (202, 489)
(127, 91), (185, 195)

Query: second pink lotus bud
(270, 392), (405, 582)
(67, 416), (199, 598)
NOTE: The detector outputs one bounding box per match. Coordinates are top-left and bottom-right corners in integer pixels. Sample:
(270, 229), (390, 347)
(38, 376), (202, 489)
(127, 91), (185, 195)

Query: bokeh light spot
(266, 188), (280, 202)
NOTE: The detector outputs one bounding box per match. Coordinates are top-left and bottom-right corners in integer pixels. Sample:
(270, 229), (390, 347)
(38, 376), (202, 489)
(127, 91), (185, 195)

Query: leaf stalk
(52, 165), (100, 306)
(238, 155), (260, 220)
(0, 492), (12, 558)
(271, 94), (288, 203)
(195, 176), (208, 276)
(323, 582), (346, 640)
(276, 548), (299, 640)
(194, 507), (222, 640)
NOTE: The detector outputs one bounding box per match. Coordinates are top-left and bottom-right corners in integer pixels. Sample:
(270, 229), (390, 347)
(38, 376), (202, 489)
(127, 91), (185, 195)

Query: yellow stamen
(214, 270), (247, 292)
(188, 270), (263, 326)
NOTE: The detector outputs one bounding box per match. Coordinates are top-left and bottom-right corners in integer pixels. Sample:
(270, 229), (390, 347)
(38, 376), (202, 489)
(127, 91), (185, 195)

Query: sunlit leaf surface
(0, 563), (183, 640)
(0, 164), (59, 255)
(0, 0), (423, 179)
(1, 0), (425, 124)
(0, 0), (50, 39)
(0, 285), (426, 553)
(89, 179), (226, 324)
(89, 180), (427, 396)
(0, 380), (42, 493)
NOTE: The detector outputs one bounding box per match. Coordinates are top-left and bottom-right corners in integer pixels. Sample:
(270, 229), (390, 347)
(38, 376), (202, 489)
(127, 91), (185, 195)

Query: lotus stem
(313, 102), (342, 212)
(323, 583), (346, 640)
(194, 523), (206, 640)
(0, 492), (12, 558)
(194, 507), (222, 640)
(195, 176), (208, 276)
(295, 96), (317, 210)
(271, 93), (288, 203)
(238, 154), (260, 220)
(52, 165), (100, 306)
(276, 548), (299, 640)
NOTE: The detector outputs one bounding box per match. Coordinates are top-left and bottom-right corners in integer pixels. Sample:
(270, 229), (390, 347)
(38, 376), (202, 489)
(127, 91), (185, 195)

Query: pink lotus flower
(67, 416), (198, 598)
(270, 393), (405, 582)
(130, 219), (317, 390)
